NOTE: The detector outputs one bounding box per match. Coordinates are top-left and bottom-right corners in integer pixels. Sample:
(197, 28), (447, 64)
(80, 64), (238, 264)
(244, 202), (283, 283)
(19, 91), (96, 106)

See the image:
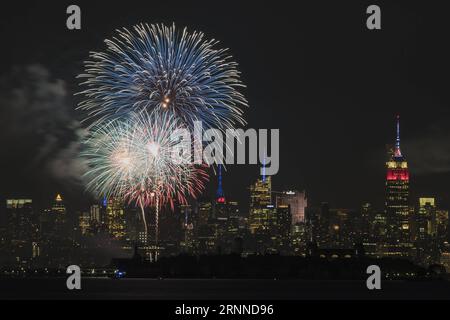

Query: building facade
(385, 116), (411, 255)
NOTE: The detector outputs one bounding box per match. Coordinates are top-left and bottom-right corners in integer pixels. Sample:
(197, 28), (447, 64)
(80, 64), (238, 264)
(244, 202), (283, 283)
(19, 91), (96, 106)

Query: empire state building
(385, 116), (410, 244)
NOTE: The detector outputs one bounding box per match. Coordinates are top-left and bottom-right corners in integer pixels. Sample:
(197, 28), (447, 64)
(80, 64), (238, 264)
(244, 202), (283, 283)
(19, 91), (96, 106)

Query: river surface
(1, 278), (450, 299)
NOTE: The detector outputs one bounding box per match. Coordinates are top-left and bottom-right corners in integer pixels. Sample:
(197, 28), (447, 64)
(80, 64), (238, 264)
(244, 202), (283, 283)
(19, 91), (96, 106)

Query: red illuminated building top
(386, 169), (409, 181)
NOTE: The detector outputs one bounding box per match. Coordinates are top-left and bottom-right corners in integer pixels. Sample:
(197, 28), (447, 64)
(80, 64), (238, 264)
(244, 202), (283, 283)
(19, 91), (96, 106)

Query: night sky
(1, 0), (450, 213)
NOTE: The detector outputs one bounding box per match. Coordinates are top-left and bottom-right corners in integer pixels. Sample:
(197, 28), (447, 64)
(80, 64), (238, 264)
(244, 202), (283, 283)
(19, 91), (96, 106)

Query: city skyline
(1, 114), (449, 272)
(3, 0), (450, 306)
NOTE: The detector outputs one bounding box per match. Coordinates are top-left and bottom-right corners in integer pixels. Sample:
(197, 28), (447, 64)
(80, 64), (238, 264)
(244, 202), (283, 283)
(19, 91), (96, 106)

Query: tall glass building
(385, 116), (410, 249)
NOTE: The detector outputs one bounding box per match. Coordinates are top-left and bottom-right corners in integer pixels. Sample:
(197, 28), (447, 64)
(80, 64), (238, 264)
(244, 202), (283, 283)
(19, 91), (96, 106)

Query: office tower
(226, 201), (241, 244)
(52, 194), (66, 213)
(276, 203), (292, 253)
(79, 211), (91, 236)
(51, 194), (67, 234)
(435, 209), (449, 243)
(6, 199), (34, 241)
(0, 225), (6, 260)
(106, 197), (126, 239)
(248, 173), (280, 254)
(360, 203), (373, 242)
(304, 206), (320, 244)
(415, 198), (440, 266)
(312, 203), (355, 249)
(440, 243), (450, 271)
(90, 204), (101, 224)
(38, 194), (74, 267)
(213, 165), (229, 253)
(88, 204), (107, 234)
(288, 195), (308, 255)
(372, 212), (388, 240)
(385, 116), (410, 247)
(196, 200), (216, 255)
(413, 198), (441, 265)
(157, 205), (182, 257)
(416, 198), (436, 241)
(290, 221), (307, 255)
(197, 200), (212, 227)
(213, 165), (228, 220)
(276, 190), (307, 224)
(179, 204), (196, 254)
(249, 175), (273, 233)
(31, 241), (40, 259)
(317, 202), (330, 246)
(123, 206), (140, 244)
(134, 205), (162, 262)
(5, 199), (36, 264)
(328, 208), (353, 248)
(358, 203), (378, 256)
(212, 167), (242, 254)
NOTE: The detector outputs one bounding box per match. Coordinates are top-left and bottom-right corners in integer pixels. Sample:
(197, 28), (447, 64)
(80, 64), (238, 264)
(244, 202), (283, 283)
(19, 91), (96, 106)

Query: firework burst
(83, 112), (209, 234)
(77, 23), (247, 130)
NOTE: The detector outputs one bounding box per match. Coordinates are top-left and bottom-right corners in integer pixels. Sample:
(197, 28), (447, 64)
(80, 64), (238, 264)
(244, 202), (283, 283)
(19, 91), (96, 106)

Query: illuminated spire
(216, 164), (225, 203)
(394, 115), (402, 157)
(52, 193), (66, 214)
(262, 153), (266, 183)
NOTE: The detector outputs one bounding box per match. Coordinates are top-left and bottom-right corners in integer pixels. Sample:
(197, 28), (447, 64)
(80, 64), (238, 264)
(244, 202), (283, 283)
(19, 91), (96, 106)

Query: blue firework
(77, 23), (247, 130)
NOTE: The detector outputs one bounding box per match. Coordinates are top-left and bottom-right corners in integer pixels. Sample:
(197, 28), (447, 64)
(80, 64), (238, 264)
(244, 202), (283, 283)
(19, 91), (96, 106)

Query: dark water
(1, 278), (450, 300)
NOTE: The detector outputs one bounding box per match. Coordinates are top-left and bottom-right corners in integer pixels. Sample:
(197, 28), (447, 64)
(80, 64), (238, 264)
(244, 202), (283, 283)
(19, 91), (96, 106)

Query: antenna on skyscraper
(262, 149), (266, 183)
(395, 114), (402, 157)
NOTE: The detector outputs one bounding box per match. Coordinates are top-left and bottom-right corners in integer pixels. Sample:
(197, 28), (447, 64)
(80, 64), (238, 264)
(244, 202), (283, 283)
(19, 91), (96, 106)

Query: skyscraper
(414, 198), (441, 266)
(249, 175), (273, 234)
(197, 200), (212, 227)
(212, 165), (242, 254)
(51, 194), (67, 234)
(106, 197), (126, 239)
(214, 164), (228, 246)
(179, 204), (196, 254)
(276, 203), (292, 253)
(435, 209), (449, 243)
(52, 194), (66, 214)
(360, 203), (374, 242)
(196, 200), (216, 255)
(39, 194), (71, 267)
(90, 204), (101, 224)
(5, 199), (36, 264)
(248, 174), (281, 254)
(40, 194), (67, 240)
(6, 199), (34, 242)
(276, 190), (307, 224)
(385, 116), (410, 244)
(416, 198), (435, 241)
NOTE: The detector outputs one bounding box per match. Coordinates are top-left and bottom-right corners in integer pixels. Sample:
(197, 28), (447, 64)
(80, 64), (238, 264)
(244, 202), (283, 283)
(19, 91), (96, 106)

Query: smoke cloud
(0, 64), (87, 194)
(404, 124), (450, 175)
